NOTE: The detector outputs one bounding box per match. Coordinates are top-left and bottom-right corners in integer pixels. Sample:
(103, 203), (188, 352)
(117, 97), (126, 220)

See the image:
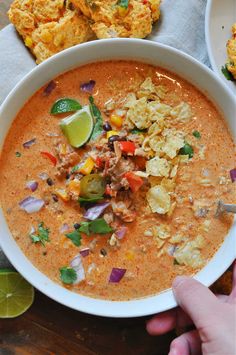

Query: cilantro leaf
(89, 96), (103, 141)
(30, 222), (50, 246)
(78, 218), (113, 235)
(71, 164), (81, 173)
(78, 196), (104, 205)
(89, 218), (113, 234)
(117, 0), (129, 8)
(179, 143), (194, 158)
(221, 65), (235, 81)
(59, 267), (77, 284)
(192, 130), (201, 139)
(79, 222), (90, 236)
(15, 152), (22, 157)
(65, 230), (82, 246)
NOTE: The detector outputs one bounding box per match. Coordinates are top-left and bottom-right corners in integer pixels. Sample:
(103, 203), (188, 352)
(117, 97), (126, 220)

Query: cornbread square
(70, 0), (161, 39)
(8, 0), (95, 63)
(226, 24), (236, 79)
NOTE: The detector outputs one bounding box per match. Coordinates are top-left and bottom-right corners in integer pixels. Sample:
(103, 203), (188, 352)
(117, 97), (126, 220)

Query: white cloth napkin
(0, 0), (209, 267)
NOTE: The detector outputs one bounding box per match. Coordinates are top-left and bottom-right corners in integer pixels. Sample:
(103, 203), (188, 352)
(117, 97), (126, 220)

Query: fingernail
(172, 276), (188, 289)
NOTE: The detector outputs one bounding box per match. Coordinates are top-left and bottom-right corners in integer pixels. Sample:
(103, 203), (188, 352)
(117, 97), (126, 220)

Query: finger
(172, 276), (219, 329)
(168, 329), (201, 355)
(229, 260), (236, 300)
(146, 308), (192, 335)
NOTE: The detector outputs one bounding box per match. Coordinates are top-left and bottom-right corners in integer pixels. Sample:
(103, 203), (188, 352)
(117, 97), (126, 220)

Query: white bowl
(0, 39), (235, 318)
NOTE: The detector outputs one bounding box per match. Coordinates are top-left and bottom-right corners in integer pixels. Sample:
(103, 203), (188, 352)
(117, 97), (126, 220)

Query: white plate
(205, 0), (236, 94)
(0, 39), (236, 318)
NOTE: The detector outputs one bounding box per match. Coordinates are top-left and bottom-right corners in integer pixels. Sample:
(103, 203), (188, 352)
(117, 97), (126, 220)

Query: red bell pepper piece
(124, 172), (144, 193)
(119, 141), (136, 155)
(95, 157), (103, 169)
(41, 151), (57, 166)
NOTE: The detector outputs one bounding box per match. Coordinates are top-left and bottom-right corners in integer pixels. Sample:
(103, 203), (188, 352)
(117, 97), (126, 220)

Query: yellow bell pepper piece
(118, 6), (129, 17)
(55, 189), (70, 202)
(110, 114), (123, 128)
(107, 130), (118, 139)
(25, 37), (33, 48)
(79, 157), (95, 175)
(68, 179), (80, 195)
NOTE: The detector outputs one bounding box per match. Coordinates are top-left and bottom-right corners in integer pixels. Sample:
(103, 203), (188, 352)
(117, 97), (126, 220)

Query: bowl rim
(0, 38), (235, 318)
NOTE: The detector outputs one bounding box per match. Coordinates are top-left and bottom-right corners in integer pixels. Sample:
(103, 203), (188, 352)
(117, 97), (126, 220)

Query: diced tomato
(124, 172), (144, 193)
(119, 141), (136, 155)
(143, 0), (148, 4)
(41, 151), (57, 166)
(95, 157), (103, 169)
(105, 184), (117, 197)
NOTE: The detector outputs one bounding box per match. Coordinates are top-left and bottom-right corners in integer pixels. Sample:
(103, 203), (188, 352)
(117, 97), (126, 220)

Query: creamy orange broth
(0, 61), (235, 301)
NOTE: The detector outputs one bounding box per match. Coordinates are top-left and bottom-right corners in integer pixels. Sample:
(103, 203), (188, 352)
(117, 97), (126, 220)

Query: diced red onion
(23, 138), (36, 149)
(19, 196), (45, 214)
(46, 132), (59, 137)
(230, 168), (236, 182)
(84, 202), (110, 220)
(26, 180), (38, 192)
(59, 223), (70, 234)
(70, 254), (85, 284)
(115, 226), (128, 240)
(38, 172), (49, 181)
(80, 80), (96, 93)
(29, 226), (35, 234)
(80, 248), (90, 257)
(43, 80), (56, 96)
(109, 268), (126, 283)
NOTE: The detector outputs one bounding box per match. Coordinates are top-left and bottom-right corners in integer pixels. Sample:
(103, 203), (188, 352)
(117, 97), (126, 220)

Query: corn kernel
(110, 114), (123, 128)
(118, 6), (128, 17)
(79, 157), (95, 175)
(55, 189), (70, 202)
(60, 144), (67, 155)
(25, 37), (33, 48)
(68, 179), (80, 195)
(107, 130), (118, 139)
(126, 251), (135, 260)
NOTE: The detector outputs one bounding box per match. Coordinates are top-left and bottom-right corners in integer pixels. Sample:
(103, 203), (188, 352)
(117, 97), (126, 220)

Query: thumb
(172, 276), (219, 329)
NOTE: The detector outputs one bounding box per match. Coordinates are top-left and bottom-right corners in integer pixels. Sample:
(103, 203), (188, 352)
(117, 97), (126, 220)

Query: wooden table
(0, 2), (175, 353)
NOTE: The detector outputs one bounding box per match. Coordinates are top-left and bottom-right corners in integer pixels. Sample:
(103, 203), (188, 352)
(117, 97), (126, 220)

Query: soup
(0, 61), (235, 301)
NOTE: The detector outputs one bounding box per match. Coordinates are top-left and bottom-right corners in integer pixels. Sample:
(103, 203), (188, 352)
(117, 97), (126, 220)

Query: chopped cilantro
(30, 222), (50, 246)
(130, 128), (147, 135)
(89, 96), (103, 141)
(221, 65), (235, 81)
(15, 152), (21, 157)
(79, 222), (90, 235)
(78, 196), (104, 205)
(78, 218), (113, 236)
(192, 130), (201, 139)
(117, 0), (129, 8)
(179, 143), (194, 158)
(71, 164), (80, 173)
(173, 258), (180, 265)
(59, 267), (77, 284)
(65, 230), (82, 247)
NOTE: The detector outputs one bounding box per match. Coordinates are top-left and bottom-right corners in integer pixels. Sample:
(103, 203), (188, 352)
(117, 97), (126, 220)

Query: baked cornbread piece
(8, 0), (94, 63)
(226, 23), (236, 79)
(70, 0), (161, 39)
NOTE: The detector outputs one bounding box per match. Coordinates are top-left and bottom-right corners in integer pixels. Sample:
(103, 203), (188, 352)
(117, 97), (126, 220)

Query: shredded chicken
(111, 201), (136, 222)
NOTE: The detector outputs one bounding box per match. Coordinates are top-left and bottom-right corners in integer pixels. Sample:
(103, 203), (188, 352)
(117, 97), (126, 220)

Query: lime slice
(60, 105), (94, 148)
(0, 271), (34, 318)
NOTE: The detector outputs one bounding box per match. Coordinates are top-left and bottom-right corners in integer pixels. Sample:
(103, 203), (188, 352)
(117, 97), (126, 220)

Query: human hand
(146, 261), (236, 355)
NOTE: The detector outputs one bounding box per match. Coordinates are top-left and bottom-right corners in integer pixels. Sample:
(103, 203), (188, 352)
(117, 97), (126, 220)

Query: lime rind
(60, 105), (94, 148)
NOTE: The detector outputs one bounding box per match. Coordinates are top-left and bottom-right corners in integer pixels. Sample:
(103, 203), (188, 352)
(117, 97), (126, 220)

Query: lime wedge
(0, 271), (34, 318)
(60, 105), (94, 148)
